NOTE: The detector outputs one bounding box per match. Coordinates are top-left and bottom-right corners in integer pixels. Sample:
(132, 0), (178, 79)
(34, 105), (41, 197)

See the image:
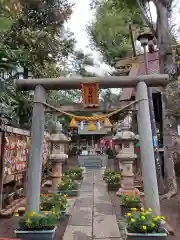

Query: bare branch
(136, 0), (157, 37)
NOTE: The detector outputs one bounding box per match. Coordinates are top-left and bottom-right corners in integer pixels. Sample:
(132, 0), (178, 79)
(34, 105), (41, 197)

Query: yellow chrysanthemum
(141, 216), (146, 220)
(148, 208), (152, 212)
(127, 213), (132, 217)
(141, 207), (145, 212)
(161, 216), (166, 220)
(151, 223), (155, 228)
(28, 211), (36, 217)
(130, 218), (135, 223)
(142, 225), (147, 231)
(153, 216), (161, 222)
(131, 208), (137, 211)
(26, 218), (31, 226)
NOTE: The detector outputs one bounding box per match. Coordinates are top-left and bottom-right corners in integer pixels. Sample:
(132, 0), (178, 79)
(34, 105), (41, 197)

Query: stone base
(116, 187), (140, 196)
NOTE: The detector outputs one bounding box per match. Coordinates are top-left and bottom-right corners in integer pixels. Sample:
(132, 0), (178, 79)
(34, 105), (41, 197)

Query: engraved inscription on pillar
(88, 87), (93, 104)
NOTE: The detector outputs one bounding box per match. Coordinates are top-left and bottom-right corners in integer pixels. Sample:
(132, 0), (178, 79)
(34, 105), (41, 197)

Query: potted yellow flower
(15, 211), (58, 240)
(120, 192), (142, 216)
(64, 167), (83, 181)
(40, 193), (68, 218)
(57, 176), (78, 196)
(125, 208), (167, 239)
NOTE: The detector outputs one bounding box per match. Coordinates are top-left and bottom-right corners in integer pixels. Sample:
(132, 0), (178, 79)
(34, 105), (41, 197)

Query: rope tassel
(88, 121), (96, 131)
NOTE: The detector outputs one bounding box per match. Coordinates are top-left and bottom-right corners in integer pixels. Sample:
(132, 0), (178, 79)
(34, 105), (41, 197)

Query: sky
(66, 0), (111, 75)
(66, 0), (180, 75)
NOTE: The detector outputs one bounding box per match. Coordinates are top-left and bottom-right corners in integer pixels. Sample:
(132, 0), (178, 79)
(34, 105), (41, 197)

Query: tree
(0, 0), (75, 128)
(88, 0), (144, 66)
(129, 0), (179, 199)
(89, 0), (180, 198)
(98, 0), (180, 199)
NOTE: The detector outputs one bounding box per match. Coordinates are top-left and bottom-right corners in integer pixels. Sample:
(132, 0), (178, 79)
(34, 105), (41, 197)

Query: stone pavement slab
(93, 215), (121, 239)
(66, 198), (76, 215)
(69, 207), (92, 226)
(63, 169), (121, 240)
(63, 225), (92, 240)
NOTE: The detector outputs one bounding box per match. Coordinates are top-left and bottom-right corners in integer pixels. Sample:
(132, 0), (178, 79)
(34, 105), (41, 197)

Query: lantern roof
(49, 122), (69, 143)
(113, 130), (136, 140)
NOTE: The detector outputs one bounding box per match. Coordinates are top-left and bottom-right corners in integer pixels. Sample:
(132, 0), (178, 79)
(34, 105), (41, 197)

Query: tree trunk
(155, 0), (177, 199)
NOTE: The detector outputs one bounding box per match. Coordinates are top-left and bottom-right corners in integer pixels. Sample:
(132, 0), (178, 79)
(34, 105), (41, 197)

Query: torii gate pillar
(136, 81), (160, 215)
(27, 85), (45, 212)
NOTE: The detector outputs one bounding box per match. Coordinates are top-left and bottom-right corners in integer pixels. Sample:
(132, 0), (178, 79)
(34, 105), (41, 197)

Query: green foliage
(126, 208), (165, 233)
(57, 176), (78, 191)
(165, 79), (180, 122)
(120, 193), (142, 208)
(0, 0), (75, 128)
(70, 50), (96, 77)
(103, 169), (117, 179)
(64, 167), (83, 180)
(105, 173), (121, 185)
(88, 0), (143, 65)
(40, 193), (68, 212)
(18, 211), (57, 231)
(104, 147), (114, 158)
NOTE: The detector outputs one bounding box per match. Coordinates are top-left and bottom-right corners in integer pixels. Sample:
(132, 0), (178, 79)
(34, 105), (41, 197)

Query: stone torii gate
(15, 74), (169, 216)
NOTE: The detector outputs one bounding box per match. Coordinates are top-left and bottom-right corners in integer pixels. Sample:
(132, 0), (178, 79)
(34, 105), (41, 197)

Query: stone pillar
(49, 122), (69, 189)
(113, 129), (139, 196)
(136, 81), (160, 215)
(27, 85), (45, 213)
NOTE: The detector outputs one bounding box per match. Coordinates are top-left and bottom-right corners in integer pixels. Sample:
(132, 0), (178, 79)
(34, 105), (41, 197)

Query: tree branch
(136, 0), (157, 38)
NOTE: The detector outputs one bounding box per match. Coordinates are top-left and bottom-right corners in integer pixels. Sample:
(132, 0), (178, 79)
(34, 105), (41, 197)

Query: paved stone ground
(63, 169), (122, 240)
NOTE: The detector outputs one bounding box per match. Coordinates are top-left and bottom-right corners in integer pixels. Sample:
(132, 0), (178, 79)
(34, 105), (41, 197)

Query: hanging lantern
(88, 121), (96, 131)
(103, 118), (112, 128)
(81, 82), (99, 108)
(69, 118), (77, 128)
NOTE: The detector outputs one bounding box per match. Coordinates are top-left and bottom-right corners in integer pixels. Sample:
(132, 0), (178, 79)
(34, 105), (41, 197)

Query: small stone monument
(49, 122), (69, 189)
(113, 121), (139, 195)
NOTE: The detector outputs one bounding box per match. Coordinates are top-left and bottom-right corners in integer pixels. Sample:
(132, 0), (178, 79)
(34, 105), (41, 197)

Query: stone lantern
(113, 127), (139, 196)
(49, 122), (69, 189)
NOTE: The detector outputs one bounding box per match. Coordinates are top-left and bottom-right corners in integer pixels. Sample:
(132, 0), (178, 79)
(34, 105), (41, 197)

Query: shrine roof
(119, 51), (159, 101)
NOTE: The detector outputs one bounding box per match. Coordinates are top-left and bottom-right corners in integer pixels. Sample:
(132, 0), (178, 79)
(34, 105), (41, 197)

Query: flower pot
(15, 226), (57, 240)
(125, 227), (167, 240)
(107, 183), (120, 191)
(121, 205), (130, 217)
(58, 190), (78, 196)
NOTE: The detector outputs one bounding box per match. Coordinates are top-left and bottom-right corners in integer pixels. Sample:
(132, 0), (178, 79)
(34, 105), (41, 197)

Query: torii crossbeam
(15, 74), (169, 216)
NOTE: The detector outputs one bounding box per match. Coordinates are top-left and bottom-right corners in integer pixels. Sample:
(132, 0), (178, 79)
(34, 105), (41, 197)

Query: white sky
(66, 0), (180, 75)
(66, 0), (111, 75)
